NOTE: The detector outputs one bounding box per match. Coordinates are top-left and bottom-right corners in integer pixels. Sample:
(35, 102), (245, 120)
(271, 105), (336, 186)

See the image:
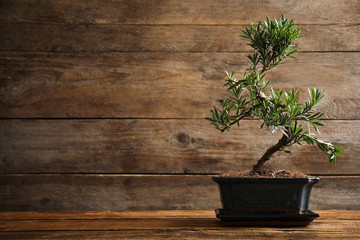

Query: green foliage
(206, 16), (343, 166)
(241, 15), (303, 71)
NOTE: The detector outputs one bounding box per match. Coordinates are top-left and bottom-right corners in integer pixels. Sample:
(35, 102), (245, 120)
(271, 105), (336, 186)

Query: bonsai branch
(261, 62), (271, 73)
(219, 103), (262, 132)
(253, 128), (289, 173)
(220, 109), (252, 132)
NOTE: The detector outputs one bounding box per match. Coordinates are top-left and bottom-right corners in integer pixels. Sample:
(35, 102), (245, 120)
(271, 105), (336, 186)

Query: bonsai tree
(206, 16), (343, 174)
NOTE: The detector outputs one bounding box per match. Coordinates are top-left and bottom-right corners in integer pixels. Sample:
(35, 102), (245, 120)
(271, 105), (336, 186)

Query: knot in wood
(175, 132), (192, 146)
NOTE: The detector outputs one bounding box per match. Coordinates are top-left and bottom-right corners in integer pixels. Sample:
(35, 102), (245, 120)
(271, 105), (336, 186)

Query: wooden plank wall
(0, 0), (359, 211)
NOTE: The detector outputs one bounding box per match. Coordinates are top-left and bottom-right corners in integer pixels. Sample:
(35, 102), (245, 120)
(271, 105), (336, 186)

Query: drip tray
(215, 209), (320, 226)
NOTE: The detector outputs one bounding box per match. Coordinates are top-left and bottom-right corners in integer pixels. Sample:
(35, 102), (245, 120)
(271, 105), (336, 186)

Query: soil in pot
(218, 169), (309, 178)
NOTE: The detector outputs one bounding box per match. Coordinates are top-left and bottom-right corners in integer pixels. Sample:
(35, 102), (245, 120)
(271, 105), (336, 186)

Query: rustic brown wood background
(0, 0), (359, 211)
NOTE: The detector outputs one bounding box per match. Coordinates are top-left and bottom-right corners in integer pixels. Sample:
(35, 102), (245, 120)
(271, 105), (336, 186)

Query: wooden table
(1, 210), (359, 239)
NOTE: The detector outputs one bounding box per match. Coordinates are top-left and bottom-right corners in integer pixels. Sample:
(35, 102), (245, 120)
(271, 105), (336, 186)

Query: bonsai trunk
(253, 131), (289, 173)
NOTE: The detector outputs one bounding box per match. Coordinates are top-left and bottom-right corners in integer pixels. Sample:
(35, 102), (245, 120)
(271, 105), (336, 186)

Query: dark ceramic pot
(212, 176), (320, 214)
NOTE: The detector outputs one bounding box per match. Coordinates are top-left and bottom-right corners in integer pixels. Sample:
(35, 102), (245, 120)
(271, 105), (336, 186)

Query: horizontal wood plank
(1, 52), (359, 119)
(1, 24), (359, 52)
(0, 119), (357, 174)
(1, 210), (359, 220)
(2, 218), (360, 232)
(1, 230), (359, 240)
(1, 0), (360, 24)
(0, 175), (359, 211)
(1, 211), (360, 239)
(0, 174), (220, 211)
(0, 210), (215, 220)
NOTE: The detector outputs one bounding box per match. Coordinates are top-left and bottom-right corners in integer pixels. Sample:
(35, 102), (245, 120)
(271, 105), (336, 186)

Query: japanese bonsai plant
(206, 16), (343, 224)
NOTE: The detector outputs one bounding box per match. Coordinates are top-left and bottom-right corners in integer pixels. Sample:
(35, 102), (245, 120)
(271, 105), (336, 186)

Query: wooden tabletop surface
(1, 210), (360, 239)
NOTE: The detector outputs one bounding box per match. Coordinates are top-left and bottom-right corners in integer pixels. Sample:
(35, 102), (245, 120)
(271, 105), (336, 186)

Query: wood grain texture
(0, 119), (356, 174)
(0, 210), (217, 220)
(1, 0), (359, 214)
(0, 174), (219, 211)
(1, 211), (360, 239)
(2, 218), (360, 231)
(1, 24), (359, 52)
(0, 175), (359, 211)
(1, 52), (359, 119)
(1, 211), (360, 240)
(2, 210), (360, 220)
(1, 0), (360, 24)
(1, 231), (359, 240)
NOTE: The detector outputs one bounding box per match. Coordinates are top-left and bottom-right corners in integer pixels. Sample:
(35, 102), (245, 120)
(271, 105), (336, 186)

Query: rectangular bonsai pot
(212, 176), (319, 214)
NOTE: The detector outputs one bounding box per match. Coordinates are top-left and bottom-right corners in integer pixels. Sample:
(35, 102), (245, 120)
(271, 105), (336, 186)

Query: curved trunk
(252, 131), (289, 173)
